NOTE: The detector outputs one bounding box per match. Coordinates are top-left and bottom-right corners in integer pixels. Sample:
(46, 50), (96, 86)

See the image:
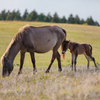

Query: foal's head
(62, 40), (70, 54)
(1, 56), (13, 77)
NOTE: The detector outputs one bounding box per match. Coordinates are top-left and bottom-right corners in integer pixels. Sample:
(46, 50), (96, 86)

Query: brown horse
(1, 25), (66, 77)
(61, 40), (98, 71)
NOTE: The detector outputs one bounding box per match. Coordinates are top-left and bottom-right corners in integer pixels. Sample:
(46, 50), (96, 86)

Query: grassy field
(0, 21), (100, 100)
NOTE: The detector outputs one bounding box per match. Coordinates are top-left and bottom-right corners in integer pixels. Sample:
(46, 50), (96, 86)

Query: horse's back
(21, 25), (65, 53)
(78, 43), (90, 54)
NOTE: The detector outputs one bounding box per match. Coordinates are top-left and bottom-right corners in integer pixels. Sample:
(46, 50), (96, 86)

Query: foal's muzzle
(62, 51), (65, 54)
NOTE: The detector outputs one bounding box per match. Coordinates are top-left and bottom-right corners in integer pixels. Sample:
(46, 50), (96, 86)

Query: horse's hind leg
(45, 40), (63, 73)
(18, 51), (25, 75)
(45, 51), (56, 73)
(30, 52), (37, 74)
(57, 51), (62, 72)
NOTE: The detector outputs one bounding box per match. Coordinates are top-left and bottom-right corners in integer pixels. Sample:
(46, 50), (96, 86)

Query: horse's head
(62, 40), (70, 54)
(1, 56), (13, 77)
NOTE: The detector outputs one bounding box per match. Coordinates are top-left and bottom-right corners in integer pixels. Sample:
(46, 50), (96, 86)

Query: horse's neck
(5, 40), (21, 62)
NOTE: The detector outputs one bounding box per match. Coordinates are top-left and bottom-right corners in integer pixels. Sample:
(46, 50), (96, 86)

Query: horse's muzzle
(62, 51), (65, 54)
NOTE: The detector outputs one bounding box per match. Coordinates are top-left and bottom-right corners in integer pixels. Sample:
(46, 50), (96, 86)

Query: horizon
(0, 9), (99, 25)
(0, 0), (100, 24)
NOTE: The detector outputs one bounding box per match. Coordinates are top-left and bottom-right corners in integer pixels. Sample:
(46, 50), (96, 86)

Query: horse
(1, 25), (66, 77)
(61, 40), (98, 71)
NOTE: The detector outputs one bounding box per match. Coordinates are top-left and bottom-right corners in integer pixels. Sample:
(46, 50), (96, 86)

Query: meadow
(0, 21), (100, 100)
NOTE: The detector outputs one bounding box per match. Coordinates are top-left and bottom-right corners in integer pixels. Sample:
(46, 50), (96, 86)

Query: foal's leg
(56, 51), (62, 72)
(71, 55), (74, 71)
(84, 54), (90, 69)
(74, 52), (78, 72)
(30, 52), (37, 73)
(90, 56), (98, 70)
(18, 51), (25, 75)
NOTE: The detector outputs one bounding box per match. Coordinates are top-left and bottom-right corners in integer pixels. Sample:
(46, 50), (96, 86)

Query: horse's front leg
(18, 51), (25, 75)
(57, 51), (62, 72)
(30, 52), (37, 74)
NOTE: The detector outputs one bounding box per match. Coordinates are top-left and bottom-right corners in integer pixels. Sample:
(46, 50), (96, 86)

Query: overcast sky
(0, 0), (100, 24)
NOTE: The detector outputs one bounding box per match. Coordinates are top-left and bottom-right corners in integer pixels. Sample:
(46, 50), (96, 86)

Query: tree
(14, 10), (21, 20)
(0, 14), (3, 20)
(36, 13), (45, 21)
(44, 13), (52, 22)
(0, 10), (7, 20)
(80, 19), (85, 24)
(74, 15), (80, 24)
(61, 16), (67, 23)
(51, 12), (60, 23)
(22, 9), (28, 21)
(86, 16), (95, 25)
(67, 14), (75, 24)
(6, 10), (16, 20)
(94, 21), (99, 26)
(26, 10), (38, 21)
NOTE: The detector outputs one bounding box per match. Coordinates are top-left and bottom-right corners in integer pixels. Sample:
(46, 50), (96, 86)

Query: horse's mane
(18, 24), (30, 33)
(13, 24), (30, 42)
(1, 25), (30, 63)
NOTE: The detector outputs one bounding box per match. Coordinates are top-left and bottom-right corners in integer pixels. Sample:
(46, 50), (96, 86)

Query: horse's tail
(62, 28), (67, 40)
(60, 28), (67, 61)
(88, 44), (92, 55)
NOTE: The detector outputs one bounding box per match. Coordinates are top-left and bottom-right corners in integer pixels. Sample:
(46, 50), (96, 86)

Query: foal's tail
(88, 44), (92, 55)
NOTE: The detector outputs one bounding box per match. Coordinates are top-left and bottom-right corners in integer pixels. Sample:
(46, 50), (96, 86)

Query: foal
(61, 40), (98, 71)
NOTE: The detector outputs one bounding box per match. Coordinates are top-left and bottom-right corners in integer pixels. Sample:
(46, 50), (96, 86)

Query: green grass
(0, 21), (100, 100)
(0, 21), (100, 68)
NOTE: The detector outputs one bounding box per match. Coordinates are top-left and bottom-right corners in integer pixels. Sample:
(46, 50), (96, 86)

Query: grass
(0, 21), (100, 100)
(0, 67), (100, 100)
(0, 21), (100, 67)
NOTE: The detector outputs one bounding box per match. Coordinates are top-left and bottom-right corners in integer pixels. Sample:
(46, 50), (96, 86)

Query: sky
(0, 0), (100, 24)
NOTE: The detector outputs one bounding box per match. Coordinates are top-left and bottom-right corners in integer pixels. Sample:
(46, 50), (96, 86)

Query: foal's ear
(66, 40), (70, 43)
(68, 40), (70, 42)
(4, 57), (7, 62)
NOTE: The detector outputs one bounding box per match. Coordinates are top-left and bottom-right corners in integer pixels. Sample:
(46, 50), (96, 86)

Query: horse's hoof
(33, 69), (37, 74)
(17, 71), (22, 76)
(58, 68), (62, 72)
(95, 67), (99, 71)
(45, 70), (49, 73)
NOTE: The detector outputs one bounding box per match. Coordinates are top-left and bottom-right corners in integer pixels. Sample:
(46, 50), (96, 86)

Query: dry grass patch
(0, 66), (100, 100)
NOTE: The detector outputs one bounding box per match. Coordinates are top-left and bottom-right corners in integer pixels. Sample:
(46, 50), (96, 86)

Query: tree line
(0, 9), (99, 26)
